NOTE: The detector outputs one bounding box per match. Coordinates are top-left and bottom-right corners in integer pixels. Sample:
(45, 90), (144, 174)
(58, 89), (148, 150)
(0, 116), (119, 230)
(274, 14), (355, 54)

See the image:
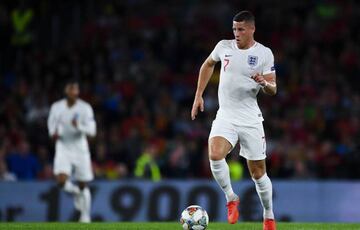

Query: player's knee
(56, 174), (68, 187)
(57, 181), (65, 188)
(78, 182), (87, 190)
(209, 146), (227, 161)
(57, 179), (66, 188)
(251, 169), (265, 180)
(209, 153), (224, 161)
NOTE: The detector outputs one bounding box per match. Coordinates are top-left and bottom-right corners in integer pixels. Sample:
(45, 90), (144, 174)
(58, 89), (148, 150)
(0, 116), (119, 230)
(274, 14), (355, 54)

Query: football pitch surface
(1, 222), (360, 230)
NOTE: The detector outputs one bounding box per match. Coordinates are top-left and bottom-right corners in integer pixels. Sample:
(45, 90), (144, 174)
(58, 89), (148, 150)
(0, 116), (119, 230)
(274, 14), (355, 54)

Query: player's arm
(252, 72), (277, 95)
(75, 105), (96, 137)
(252, 48), (277, 95)
(191, 55), (217, 120)
(47, 104), (60, 141)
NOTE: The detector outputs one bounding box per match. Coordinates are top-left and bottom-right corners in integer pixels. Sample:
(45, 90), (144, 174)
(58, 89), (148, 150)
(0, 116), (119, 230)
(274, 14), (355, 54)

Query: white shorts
(209, 118), (266, 160)
(53, 151), (93, 182)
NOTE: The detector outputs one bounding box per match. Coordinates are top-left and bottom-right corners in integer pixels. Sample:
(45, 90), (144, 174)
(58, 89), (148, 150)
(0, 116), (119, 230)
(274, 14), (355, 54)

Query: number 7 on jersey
(224, 58), (230, 72)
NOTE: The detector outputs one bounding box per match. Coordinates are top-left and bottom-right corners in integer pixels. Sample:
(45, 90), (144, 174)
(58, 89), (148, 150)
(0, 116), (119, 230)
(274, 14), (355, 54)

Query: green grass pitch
(1, 222), (360, 230)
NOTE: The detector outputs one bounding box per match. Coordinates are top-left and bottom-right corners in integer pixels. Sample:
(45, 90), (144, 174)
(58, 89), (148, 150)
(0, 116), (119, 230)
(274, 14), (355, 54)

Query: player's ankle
(263, 210), (274, 220)
(226, 193), (239, 202)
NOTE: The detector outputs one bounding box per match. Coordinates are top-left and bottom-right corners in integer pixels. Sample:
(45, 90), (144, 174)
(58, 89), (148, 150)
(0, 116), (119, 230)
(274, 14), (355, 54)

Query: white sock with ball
(210, 159), (238, 202)
(253, 173), (274, 219)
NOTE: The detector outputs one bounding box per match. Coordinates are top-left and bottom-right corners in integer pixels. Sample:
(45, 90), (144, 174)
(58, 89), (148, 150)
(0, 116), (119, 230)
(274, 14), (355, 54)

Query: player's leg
(56, 173), (80, 195)
(73, 154), (93, 223)
(76, 181), (91, 223)
(247, 160), (274, 219)
(54, 152), (83, 220)
(208, 119), (239, 224)
(54, 152), (80, 195)
(238, 123), (276, 230)
(209, 136), (240, 224)
(247, 160), (276, 230)
(209, 136), (237, 201)
(56, 173), (68, 187)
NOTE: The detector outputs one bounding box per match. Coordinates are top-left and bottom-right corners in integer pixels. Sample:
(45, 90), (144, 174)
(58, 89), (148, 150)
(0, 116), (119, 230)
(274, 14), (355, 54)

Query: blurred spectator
(0, 144), (17, 181)
(0, 160), (17, 181)
(166, 137), (190, 178)
(6, 140), (40, 180)
(93, 143), (128, 180)
(36, 146), (53, 180)
(11, 1), (33, 46)
(134, 142), (161, 181)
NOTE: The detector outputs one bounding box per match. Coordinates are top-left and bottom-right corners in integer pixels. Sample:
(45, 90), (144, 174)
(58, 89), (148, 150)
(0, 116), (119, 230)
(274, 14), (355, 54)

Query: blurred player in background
(47, 80), (96, 222)
(191, 11), (277, 230)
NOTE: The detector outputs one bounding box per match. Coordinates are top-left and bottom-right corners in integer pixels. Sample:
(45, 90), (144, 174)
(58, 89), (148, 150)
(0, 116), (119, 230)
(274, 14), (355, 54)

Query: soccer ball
(180, 205), (209, 230)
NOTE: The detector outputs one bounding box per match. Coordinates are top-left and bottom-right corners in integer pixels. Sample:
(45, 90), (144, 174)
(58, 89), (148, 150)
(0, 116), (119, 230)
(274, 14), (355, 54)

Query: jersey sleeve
(47, 104), (58, 137)
(210, 40), (223, 62)
(77, 104), (96, 137)
(262, 48), (276, 75)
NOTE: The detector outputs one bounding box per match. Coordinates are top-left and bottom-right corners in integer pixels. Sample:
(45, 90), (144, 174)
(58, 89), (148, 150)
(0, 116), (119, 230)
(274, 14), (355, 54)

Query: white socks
(210, 159), (274, 219)
(210, 159), (238, 202)
(253, 173), (274, 219)
(79, 187), (91, 223)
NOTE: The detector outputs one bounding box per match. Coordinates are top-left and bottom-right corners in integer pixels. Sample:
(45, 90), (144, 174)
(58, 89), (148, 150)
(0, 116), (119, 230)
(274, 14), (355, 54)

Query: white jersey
(47, 99), (96, 155)
(210, 39), (275, 125)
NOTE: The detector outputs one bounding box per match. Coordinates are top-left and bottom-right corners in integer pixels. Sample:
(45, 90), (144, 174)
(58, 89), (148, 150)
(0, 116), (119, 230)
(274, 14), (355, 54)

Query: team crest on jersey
(247, 55), (258, 67)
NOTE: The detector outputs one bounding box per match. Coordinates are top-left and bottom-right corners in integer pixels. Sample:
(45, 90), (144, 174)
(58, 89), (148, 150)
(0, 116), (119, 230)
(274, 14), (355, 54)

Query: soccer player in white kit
(47, 80), (96, 222)
(191, 11), (276, 230)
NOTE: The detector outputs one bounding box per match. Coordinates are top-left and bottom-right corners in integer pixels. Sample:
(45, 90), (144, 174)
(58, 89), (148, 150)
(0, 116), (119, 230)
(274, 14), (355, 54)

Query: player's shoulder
(254, 42), (273, 55)
(216, 39), (234, 49)
(51, 99), (66, 109)
(77, 99), (93, 109)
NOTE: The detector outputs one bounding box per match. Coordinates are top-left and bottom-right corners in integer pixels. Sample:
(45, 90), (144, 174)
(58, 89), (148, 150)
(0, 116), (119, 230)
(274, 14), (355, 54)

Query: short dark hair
(233, 11), (255, 23)
(64, 78), (79, 89)
(65, 78), (79, 86)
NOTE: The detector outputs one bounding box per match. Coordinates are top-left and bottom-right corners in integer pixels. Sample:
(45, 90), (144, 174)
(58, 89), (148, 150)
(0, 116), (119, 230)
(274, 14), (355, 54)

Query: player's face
(65, 83), (79, 101)
(233, 21), (255, 49)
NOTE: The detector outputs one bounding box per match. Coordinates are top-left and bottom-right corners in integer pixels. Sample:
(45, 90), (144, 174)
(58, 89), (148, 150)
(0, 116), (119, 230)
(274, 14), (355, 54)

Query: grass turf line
(1, 222), (360, 230)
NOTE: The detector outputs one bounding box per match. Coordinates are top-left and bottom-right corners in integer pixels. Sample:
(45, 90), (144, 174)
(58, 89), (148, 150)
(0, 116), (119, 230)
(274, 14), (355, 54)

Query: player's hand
(251, 73), (267, 87)
(191, 96), (204, 120)
(72, 119), (78, 128)
(52, 132), (59, 141)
